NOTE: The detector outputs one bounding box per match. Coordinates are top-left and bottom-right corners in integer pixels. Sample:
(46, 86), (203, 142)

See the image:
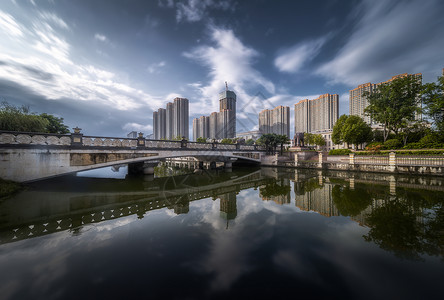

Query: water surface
(0, 167), (443, 300)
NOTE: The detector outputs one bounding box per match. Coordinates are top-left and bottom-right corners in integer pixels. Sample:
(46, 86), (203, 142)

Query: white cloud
(274, 37), (327, 73)
(94, 33), (107, 42)
(316, 0), (444, 86)
(162, 0), (233, 23)
(147, 61), (166, 74)
(0, 9), (164, 112)
(184, 26), (275, 115)
(0, 11), (23, 37)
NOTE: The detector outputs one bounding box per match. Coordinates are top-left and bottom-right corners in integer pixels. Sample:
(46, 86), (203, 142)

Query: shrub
(328, 149), (352, 155)
(383, 139), (401, 150)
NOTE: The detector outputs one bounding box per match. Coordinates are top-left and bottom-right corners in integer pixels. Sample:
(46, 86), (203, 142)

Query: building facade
(193, 85), (237, 141)
(294, 94), (339, 134)
(259, 105), (290, 138)
(349, 73), (423, 125)
(153, 97), (189, 140)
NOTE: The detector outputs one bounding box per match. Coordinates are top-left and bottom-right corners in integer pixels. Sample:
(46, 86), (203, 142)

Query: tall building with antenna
(193, 82), (237, 140)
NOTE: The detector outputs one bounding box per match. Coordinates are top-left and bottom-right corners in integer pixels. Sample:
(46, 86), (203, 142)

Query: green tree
(276, 134), (289, 155)
(257, 133), (277, 154)
(40, 113), (69, 134)
(364, 74), (422, 142)
(332, 115), (372, 149)
(245, 138), (255, 145)
(0, 102), (49, 132)
(313, 134), (326, 149)
(304, 132), (314, 146)
(422, 75), (444, 137)
(196, 137), (207, 143)
(220, 138), (233, 144)
(332, 115), (349, 146)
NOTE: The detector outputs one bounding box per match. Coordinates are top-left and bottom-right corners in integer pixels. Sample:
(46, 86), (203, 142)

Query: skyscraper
(153, 97), (189, 140)
(349, 73), (423, 125)
(193, 83), (237, 141)
(294, 94), (339, 134)
(259, 106), (290, 138)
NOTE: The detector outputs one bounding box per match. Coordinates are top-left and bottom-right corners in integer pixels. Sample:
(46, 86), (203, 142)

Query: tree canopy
(332, 115), (372, 149)
(421, 75), (444, 137)
(364, 74), (422, 142)
(0, 102), (70, 134)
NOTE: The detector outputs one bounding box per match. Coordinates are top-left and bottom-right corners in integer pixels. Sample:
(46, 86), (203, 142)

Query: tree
(332, 115), (349, 145)
(245, 139), (255, 145)
(332, 115), (372, 149)
(364, 74), (422, 142)
(220, 138), (233, 144)
(196, 137), (207, 143)
(40, 113), (69, 134)
(257, 134), (277, 154)
(422, 75), (444, 137)
(276, 134), (289, 155)
(313, 134), (326, 150)
(304, 132), (315, 146)
(0, 101), (49, 132)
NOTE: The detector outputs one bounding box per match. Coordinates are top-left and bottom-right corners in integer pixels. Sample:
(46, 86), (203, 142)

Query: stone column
(137, 132), (145, 148)
(389, 152), (396, 172)
(224, 161), (232, 169)
(71, 127), (83, 146)
(294, 153), (299, 167)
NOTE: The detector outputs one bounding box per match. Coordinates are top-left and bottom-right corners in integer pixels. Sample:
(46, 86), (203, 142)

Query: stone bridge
(0, 130), (266, 182)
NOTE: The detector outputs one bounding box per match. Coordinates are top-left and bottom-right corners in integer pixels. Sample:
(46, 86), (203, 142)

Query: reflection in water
(1, 167), (444, 299)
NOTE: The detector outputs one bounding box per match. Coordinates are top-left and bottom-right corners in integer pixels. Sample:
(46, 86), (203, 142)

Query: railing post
(181, 136), (187, 148)
(349, 153), (355, 165)
(137, 132), (145, 148)
(389, 152), (396, 172)
(71, 127), (83, 146)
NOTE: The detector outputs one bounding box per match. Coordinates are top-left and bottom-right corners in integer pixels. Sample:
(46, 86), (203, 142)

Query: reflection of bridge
(0, 170), (271, 245)
(0, 130), (266, 182)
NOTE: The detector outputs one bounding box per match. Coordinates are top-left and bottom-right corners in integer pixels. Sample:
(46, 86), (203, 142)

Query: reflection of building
(349, 73), (423, 125)
(294, 181), (339, 217)
(260, 178), (291, 205)
(259, 106), (290, 138)
(219, 192), (237, 221)
(193, 84), (236, 140)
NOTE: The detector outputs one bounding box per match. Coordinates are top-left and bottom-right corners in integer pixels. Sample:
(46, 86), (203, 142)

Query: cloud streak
(275, 37), (327, 73)
(316, 0), (444, 86)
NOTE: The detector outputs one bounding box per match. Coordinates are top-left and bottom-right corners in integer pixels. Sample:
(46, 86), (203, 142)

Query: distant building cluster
(349, 73), (423, 125)
(193, 85), (237, 141)
(258, 105), (290, 138)
(153, 97), (189, 140)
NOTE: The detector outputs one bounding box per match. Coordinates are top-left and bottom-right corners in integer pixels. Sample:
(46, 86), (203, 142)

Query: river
(0, 166), (443, 299)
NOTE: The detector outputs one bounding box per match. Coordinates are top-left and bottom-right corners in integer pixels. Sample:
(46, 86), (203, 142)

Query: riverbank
(260, 152), (444, 176)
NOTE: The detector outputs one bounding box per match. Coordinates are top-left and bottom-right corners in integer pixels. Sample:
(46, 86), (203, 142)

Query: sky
(0, 0), (443, 138)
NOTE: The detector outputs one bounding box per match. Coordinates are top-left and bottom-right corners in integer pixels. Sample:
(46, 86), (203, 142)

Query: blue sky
(0, 0), (443, 137)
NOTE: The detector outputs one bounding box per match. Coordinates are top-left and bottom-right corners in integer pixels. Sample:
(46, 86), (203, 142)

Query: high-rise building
(259, 106), (290, 138)
(166, 102), (174, 140)
(294, 94), (339, 134)
(349, 73), (423, 125)
(193, 83), (237, 141)
(153, 97), (189, 140)
(173, 97), (189, 139)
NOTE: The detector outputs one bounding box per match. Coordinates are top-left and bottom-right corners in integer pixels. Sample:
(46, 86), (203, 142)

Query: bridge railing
(0, 130), (266, 152)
